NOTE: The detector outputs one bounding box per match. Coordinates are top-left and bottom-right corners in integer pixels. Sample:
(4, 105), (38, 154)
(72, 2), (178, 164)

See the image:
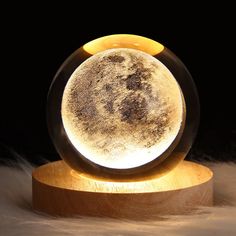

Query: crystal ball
(47, 34), (200, 181)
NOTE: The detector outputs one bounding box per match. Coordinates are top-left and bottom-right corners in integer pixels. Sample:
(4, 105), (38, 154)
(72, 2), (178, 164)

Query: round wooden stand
(32, 160), (213, 219)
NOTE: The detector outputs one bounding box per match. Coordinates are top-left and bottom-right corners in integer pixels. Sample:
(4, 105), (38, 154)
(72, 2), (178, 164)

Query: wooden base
(32, 161), (213, 219)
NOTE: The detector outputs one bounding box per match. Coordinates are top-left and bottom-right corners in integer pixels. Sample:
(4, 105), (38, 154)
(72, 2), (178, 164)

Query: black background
(0, 4), (235, 163)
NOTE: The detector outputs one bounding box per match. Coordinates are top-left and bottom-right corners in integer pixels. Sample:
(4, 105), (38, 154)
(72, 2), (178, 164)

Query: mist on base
(61, 48), (184, 169)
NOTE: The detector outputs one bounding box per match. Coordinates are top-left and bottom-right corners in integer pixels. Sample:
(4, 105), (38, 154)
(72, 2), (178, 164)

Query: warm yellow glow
(83, 34), (164, 55)
(68, 160), (213, 193)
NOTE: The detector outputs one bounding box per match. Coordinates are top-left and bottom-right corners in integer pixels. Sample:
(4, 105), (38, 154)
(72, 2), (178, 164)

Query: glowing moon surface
(61, 48), (184, 169)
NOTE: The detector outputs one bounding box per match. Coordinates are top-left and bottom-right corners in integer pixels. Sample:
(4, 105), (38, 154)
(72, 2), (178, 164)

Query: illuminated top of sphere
(61, 48), (184, 169)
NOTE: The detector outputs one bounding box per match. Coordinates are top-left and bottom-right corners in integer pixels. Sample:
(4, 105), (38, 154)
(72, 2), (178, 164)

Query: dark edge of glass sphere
(47, 46), (200, 182)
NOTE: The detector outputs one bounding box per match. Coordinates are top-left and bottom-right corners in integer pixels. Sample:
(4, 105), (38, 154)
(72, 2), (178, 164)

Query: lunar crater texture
(62, 48), (184, 169)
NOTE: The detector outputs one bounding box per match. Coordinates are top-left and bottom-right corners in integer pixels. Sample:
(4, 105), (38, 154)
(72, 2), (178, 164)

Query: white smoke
(0, 160), (236, 236)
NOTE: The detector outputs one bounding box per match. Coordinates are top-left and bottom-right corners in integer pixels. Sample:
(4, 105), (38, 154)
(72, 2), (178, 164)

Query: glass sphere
(47, 34), (200, 181)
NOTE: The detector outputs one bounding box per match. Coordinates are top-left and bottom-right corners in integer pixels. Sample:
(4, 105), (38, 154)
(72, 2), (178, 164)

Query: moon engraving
(61, 48), (184, 169)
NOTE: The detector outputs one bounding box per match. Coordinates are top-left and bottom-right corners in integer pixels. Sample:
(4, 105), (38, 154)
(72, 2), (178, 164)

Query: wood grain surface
(32, 160), (213, 219)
